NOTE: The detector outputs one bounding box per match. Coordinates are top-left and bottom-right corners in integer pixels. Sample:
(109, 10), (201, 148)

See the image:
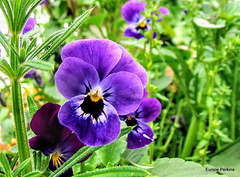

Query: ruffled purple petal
(121, 0), (146, 23)
(158, 7), (170, 15)
(127, 121), (154, 149)
(143, 88), (149, 98)
(58, 96), (121, 146)
(55, 57), (100, 99)
(61, 39), (122, 80)
(29, 136), (55, 156)
(100, 71), (143, 115)
(30, 103), (60, 136)
(124, 24), (145, 39)
(135, 98), (161, 123)
(22, 17), (36, 34)
(109, 45), (148, 86)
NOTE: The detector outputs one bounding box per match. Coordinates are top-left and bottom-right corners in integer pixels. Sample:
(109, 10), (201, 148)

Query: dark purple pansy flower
(40, 0), (47, 5)
(55, 39), (146, 146)
(120, 98), (161, 149)
(22, 17), (36, 34)
(24, 69), (44, 87)
(29, 103), (86, 177)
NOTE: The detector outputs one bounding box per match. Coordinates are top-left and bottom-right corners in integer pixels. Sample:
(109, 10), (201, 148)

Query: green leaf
(122, 146), (149, 164)
(214, 129), (233, 143)
(0, 57), (14, 78)
(210, 142), (240, 177)
(98, 136), (127, 166)
(39, 8), (93, 61)
(23, 171), (42, 177)
(152, 76), (173, 91)
(74, 166), (149, 177)
(13, 158), (31, 177)
(22, 60), (53, 71)
(0, 153), (12, 177)
(193, 17), (225, 29)
(152, 158), (224, 177)
(27, 95), (38, 119)
(0, 31), (10, 55)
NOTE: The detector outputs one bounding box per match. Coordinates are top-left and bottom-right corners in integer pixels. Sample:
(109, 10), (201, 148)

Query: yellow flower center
(139, 23), (147, 28)
(52, 151), (62, 167)
(89, 86), (103, 102)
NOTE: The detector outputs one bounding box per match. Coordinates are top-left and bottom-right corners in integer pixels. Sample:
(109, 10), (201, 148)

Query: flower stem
(231, 57), (238, 140)
(11, 79), (32, 174)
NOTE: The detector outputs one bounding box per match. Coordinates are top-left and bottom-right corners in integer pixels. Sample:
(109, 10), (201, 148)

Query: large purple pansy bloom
(120, 98), (161, 149)
(55, 39), (146, 146)
(121, 1), (169, 39)
(29, 103), (86, 177)
(22, 17), (36, 34)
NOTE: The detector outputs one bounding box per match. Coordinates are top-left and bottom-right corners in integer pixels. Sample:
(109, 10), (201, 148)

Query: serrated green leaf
(214, 129), (233, 143)
(74, 166), (149, 177)
(122, 146), (149, 164)
(13, 158), (31, 177)
(98, 136), (127, 166)
(27, 95), (38, 119)
(0, 153), (12, 177)
(210, 142), (240, 177)
(23, 60), (53, 71)
(151, 158), (224, 177)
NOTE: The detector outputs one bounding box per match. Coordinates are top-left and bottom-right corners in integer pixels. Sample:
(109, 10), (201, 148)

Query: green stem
(11, 79), (31, 174)
(231, 57), (238, 140)
(182, 116), (199, 158)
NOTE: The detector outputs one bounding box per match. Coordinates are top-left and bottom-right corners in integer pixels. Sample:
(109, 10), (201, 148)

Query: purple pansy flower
(22, 17), (36, 34)
(157, 6), (170, 22)
(24, 69), (44, 87)
(29, 103), (86, 177)
(55, 39), (147, 146)
(121, 1), (169, 39)
(40, 0), (47, 5)
(120, 98), (161, 149)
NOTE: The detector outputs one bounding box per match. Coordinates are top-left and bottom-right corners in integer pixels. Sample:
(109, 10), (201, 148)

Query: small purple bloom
(157, 6), (170, 22)
(24, 69), (44, 87)
(22, 17), (36, 34)
(40, 0), (47, 5)
(121, 98), (161, 149)
(55, 39), (146, 146)
(29, 103), (86, 177)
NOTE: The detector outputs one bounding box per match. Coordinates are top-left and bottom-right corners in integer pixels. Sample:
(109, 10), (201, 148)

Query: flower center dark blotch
(126, 115), (138, 127)
(136, 23), (147, 31)
(80, 94), (104, 121)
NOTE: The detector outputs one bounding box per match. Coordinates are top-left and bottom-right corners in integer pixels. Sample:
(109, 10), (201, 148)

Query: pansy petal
(109, 45), (148, 86)
(124, 24), (145, 39)
(127, 121), (154, 149)
(61, 39), (122, 80)
(58, 96), (121, 146)
(30, 103), (60, 136)
(29, 135), (55, 156)
(55, 57), (100, 99)
(100, 71), (143, 115)
(121, 0), (146, 23)
(158, 7), (170, 15)
(135, 98), (161, 123)
(22, 17), (36, 34)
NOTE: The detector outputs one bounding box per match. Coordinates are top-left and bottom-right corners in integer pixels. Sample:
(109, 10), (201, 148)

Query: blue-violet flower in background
(29, 103), (87, 177)
(55, 39), (147, 146)
(121, 0), (169, 39)
(40, 0), (47, 5)
(120, 98), (161, 149)
(24, 69), (44, 87)
(22, 17), (36, 34)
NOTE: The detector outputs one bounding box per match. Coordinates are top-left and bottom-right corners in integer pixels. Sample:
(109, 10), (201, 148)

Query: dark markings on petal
(103, 87), (111, 93)
(103, 92), (112, 98)
(135, 111), (142, 118)
(126, 115), (138, 127)
(136, 23), (147, 31)
(80, 95), (104, 120)
(83, 83), (90, 93)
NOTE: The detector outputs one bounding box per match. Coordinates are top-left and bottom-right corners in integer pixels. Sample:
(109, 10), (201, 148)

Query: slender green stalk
(231, 57), (238, 140)
(11, 79), (31, 174)
(181, 116), (199, 158)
